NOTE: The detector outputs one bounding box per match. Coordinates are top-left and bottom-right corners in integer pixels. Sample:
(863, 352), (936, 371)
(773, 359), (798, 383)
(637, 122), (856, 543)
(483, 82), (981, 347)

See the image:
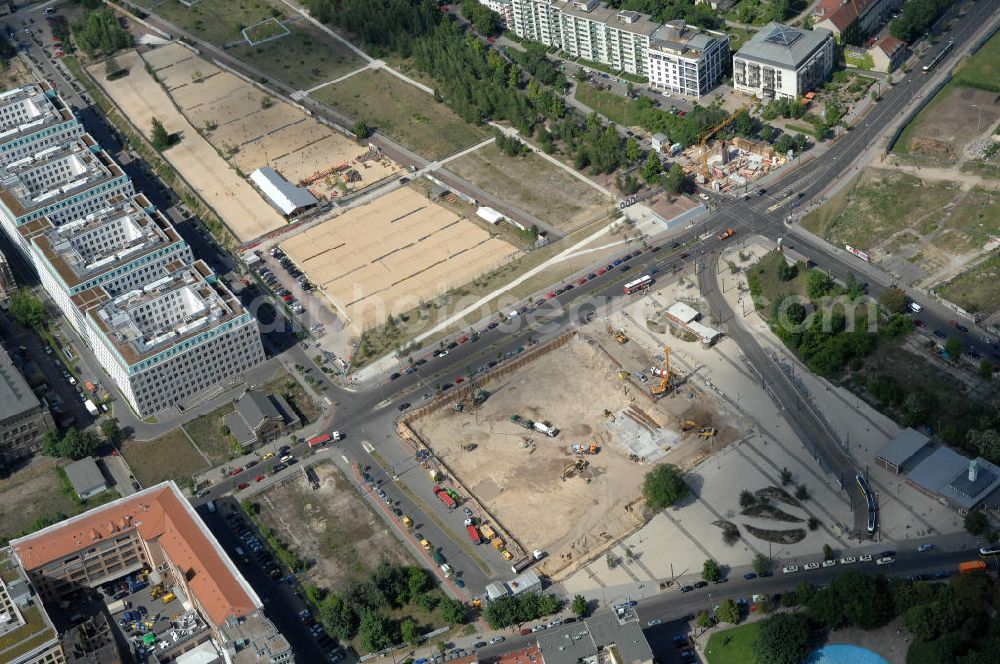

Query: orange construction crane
(699, 105), (750, 180)
(650, 346), (675, 396)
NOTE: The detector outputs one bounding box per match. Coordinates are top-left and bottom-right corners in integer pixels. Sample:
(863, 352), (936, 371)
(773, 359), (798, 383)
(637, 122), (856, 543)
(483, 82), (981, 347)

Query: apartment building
(511, 0), (564, 46)
(812, 0), (903, 44)
(78, 260), (264, 416)
(9, 482), (291, 663)
(20, 193), (193, 336)
(646, 20), (730, 98)
(732, 23), (835, 100)
(0, 344), (55, 465)
(0, 134), (133, 257)
(0, 83), (84, 168)
(479, 0), (515, 28)
(557, 0), (658, 76)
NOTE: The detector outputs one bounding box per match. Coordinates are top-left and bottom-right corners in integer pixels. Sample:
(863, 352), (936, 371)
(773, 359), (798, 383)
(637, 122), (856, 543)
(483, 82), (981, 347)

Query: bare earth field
(411, 333), (699, 575)
(447, 143), (612, 233)
(90, 47), (286, 243)
(255, 462), (412, 590)
(897, 84), (1000, 160)
(280, 186), (520, 329)
(145, 43), (399, 205)
(0, 457), (79, 541)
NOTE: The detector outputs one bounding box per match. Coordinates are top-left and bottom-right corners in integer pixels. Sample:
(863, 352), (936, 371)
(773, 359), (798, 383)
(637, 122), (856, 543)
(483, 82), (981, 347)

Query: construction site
(683, 135), (787, 194)
(407, 327), (735, 580)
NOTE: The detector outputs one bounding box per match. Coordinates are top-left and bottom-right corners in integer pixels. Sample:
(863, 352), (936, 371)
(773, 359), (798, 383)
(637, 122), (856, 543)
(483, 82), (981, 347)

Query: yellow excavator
(679, 418), (717, 438)
(650, 346), (675, 396)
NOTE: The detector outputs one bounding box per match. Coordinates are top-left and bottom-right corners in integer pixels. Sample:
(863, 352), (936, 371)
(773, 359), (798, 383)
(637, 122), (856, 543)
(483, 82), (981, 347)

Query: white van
(908, 301), (922, 313)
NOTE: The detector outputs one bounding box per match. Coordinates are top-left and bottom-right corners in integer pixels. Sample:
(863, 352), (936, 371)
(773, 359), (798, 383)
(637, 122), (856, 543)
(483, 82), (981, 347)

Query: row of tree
(459, 0), (501, 35)
(890, 0), (955, 43)
(302, 0), (440, 57)
(481, 591), (561, 629)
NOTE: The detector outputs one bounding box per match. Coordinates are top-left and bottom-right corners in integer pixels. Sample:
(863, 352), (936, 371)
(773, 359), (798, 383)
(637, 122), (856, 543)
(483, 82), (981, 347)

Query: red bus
(308, 433), (332, 448)
(623, 275), (653, 294)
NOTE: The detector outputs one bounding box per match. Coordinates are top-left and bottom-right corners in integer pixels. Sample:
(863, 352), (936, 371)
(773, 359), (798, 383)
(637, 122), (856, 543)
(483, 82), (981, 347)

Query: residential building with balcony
(646, 20), (730, 98)
(510, 0), (564, 46)
(558, 0), (658, 76)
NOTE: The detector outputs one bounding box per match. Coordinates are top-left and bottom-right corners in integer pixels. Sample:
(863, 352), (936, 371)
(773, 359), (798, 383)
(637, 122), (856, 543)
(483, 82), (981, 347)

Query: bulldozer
(698, 427), (717, 438)
(617, 369), (631, 381)
(562, 458), (590, 479)
(650, 346), (676, 397)
(607, 325), (628, 344)
(679, 419), (698, 432)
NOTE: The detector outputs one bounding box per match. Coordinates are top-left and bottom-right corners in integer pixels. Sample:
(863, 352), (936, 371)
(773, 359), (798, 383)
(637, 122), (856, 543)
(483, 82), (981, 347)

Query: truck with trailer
(960, 560), (987, 574)
(509, 550), (545, 574)
(308, 433), (332, 448)
(511, 415), (534, 430)
(533, 422), (558, 437)
(434, 486), (456, 509)
(466, 524), (482, 544)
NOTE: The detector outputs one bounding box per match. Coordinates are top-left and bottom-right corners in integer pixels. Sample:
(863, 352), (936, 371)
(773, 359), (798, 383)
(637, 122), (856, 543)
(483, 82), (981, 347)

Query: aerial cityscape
(0, 0), (997, 663)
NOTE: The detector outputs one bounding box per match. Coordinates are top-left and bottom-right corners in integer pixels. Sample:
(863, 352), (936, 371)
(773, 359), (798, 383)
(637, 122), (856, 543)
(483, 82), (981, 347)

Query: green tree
(752, 553), (770, 576)
(318, 593), (358, 641)
(42, 429), (62, 458)
(716, 598), (741, 624)
(965, 510), (989, 536)
(696, 611), (714, 629)
(400, 617), (421, 646)
(878, 288), (908, 314)
(901, 392), (932, 427)
(150, 117), (171, 151)
(358, 610), (398, 653)
(100, 418), (123, 445)
(71, 8), (132, 58)
(660, 163), (689, 195)
(9, 289), (47, 330)
(625, 136), (640, 162)
(438, 597), (468, 625)
(806, 269), (834, 299)
(777, 260), (797, 282)
(739, 489), (756, 509)
(353, 120), (370, 140)
(702, 558), (721, 583)
(945, 337), (964, 359)
(822, 543), (835, 561)
(641, 149), (662, 183)
(642, 464), (688, 509)
(753, 612), (814, 664)
(571, 594), (588, 618)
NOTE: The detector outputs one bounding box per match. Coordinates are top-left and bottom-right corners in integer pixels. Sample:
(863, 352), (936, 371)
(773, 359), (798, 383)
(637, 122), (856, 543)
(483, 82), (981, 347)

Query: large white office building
(0, 86), (265, 418)
(646, 20), (730, 98)
(732, 23), (835, 100)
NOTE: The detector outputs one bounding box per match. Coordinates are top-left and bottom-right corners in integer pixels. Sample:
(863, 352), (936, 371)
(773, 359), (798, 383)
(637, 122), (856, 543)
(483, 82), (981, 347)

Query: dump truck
(959, 560), (987, 574)
(533, 421), (558, 437)
(571, 443), (599, 455)
(607, 325), (628, 344)
(511, 415), (534, 429)
(444, 487), (461, 502)
(511, 557), (535, 574)
(491, 537), (504, 550)
(434, 486), (456, 509)
(502, 550), (513, 560)
(480, 524), (497, 540)
(717, 227), (734, 241)
(466, 524), (482, 544)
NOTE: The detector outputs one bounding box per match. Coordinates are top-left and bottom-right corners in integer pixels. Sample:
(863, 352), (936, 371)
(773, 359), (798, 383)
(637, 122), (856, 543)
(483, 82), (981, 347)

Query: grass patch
(893, 80), (958, 155)
(744, 524), (807, 544)
(137, 0), (283, 46)
(936, 252), (1000, 316)
(231, 22), (363, 90)
(447, 142), (612, 232)
(954, 29), (1000, 91)
(0, 605), (54, 660)
(746, 250), (808, 320)
(574, 82), (644, 127)
(705, 621), (760, 664)
(243, 17), (289, 44)
(799, 169), (958, 250)
(182, 403), (236, 465)
(311, 69), (490, 160)
(122, 429), (208, 491)
(741, 504), (804, 522)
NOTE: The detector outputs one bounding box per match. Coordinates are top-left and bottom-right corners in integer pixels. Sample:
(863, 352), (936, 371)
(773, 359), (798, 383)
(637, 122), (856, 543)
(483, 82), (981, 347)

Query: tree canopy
(642, 464), (688, 509)
(482, 592), (561, 629)
(753, 612), (814, 664)
(72, 8), (132, 58)
(702, 559), (721, 583)
(9, 290), (47, 330)
(43, 428), (101, 460)
(890, 0), (955, 42)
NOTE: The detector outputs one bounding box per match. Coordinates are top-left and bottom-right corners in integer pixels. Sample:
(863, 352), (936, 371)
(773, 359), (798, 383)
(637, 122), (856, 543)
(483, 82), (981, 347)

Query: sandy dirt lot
(280, 187), (520, 329)
(147, 43), (399, 206)
(255, 462), (412, 590)
(411, 333), (717, 575)
(447, 143), (612, 233)
(901, 85), (1000, 161)
(90, 48), (286, 243)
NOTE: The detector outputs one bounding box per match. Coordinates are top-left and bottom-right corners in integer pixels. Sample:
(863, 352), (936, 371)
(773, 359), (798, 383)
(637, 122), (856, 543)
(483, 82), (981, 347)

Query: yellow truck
(402, 516), (413, 528)
(420, 539), (432, 550)
(162, 592), (176, 604)
(491, 537), (504, 550)
(480, 524), (496, 540)
(501, 550), (513, 560)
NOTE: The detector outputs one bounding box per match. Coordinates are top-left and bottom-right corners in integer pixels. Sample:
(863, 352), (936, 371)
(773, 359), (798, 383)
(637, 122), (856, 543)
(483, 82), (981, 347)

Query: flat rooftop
(735, 22), (832, 69)
(0, 134), (125, 219)
(538, 613), (653, 664)
(650, 21), (725, 55)
(22, 193), (185, 291)
(560, 1), (660, 37)
(10, 481), (262, 628)
(0, 84), (77, 151)
(0, 549), (59, 664)
(0, 343), (42, 423)
(81, 259), (248, 366)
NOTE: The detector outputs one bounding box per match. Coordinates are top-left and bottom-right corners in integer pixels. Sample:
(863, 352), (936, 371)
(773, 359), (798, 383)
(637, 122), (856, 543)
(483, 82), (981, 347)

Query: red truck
(434, 486), (456, 509)
(308, 433), (332, 448)
(466, 524), (482, 544)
